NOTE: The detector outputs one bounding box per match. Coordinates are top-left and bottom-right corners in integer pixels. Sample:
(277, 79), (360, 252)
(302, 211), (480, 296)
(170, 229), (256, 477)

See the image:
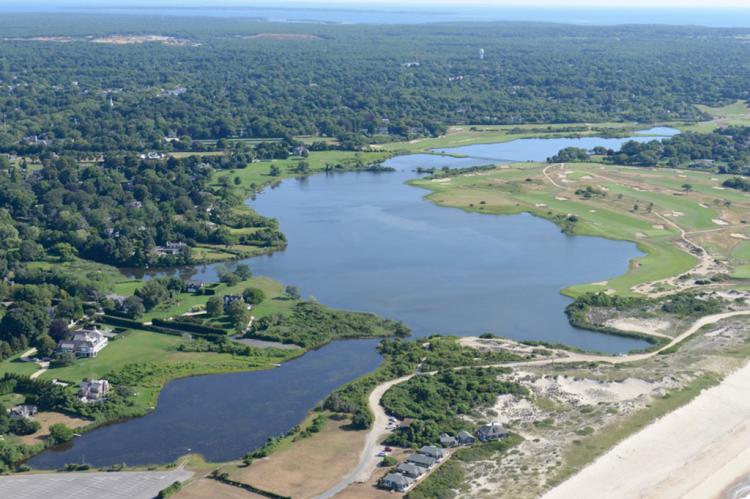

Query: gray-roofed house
(457, 430), (476, 445)
(58, 328), (108, 358)
(439, 433), (458, 448)
(476, 423), (508, 442)
(407, 453), (436, 469)
(396, 462), (424, 479)
(419, 445), (446, 460)
(380, 473), (413, 492)
(9, 404), (37, 420)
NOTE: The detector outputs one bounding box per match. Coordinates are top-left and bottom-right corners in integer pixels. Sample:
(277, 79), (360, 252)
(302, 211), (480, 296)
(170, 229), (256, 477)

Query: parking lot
(0, 469), (193, 499)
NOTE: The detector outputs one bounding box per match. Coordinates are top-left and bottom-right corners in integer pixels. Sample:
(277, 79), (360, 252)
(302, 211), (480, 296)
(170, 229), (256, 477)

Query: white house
(58, 328), (108, 358)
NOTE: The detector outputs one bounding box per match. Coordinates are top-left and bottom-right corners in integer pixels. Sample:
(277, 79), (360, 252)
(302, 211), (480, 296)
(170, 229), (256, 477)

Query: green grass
(211, 150), (391, 193)
(378, 122), (646, 153)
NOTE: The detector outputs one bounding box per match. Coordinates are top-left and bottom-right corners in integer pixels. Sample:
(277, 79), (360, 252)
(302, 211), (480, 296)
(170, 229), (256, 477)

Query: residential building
(380, 473), (413, 492)
(457, 430), (476, 445)
(58, 328), (108, 358)
(407, 453), (436, 469)
(396, 462), (424, 479)
(419, 445), (446, 460)
(9, 405), (37, 420)
(476, 422), (508, 442)
(439, 433), (458, 448)
(79, 379), (110, 402)
(154, 241), (187, 256)
(224, 294), (243, 307)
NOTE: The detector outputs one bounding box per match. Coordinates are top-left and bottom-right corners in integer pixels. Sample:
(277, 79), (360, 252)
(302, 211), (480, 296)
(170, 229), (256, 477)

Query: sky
(212, 0), (750, 7)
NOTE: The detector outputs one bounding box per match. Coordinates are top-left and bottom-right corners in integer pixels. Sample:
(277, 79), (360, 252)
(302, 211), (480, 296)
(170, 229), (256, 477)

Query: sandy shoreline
(543, 361), (750, 499)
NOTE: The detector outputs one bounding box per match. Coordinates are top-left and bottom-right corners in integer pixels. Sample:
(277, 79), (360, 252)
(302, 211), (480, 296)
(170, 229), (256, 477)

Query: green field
(411, 160), (750, 295)
(378, 122), (647, 154)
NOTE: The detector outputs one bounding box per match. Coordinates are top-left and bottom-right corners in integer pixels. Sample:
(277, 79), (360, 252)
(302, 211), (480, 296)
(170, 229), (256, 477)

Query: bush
(49, 423), (74, 444)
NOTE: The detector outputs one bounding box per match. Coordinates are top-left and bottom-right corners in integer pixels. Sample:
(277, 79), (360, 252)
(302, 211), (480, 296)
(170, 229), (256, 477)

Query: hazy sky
(268, 0), (749, 6)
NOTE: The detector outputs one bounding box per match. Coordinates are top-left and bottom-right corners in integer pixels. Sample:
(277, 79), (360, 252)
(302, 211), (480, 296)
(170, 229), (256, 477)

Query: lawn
(412, 161), (720, 295)
(378, 122), (646, 153)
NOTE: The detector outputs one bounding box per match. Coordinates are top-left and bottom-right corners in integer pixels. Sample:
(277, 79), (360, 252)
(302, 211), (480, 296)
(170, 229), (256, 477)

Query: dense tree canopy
(0, 16), (749, 152)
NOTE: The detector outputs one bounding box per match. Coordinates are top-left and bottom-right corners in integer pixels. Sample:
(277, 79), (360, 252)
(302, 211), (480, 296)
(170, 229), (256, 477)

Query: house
(79, 379), (110, 402)
(439, 433), (458, 448)
(396, 462), (424, 479)
(186, 281), (205, 294)
(9, 405), (37, 420)
(292, 145), (308, 157)
(418, 445), (446, 460)
(406, 453), (436, 469)
(380, 472), (413, 492)
(58, 328), (108, 358)
(154, 241), (187, 256)
(457, 430), (476, 445)
(223, 295), (243, 307)
(476, 423), (508, 442)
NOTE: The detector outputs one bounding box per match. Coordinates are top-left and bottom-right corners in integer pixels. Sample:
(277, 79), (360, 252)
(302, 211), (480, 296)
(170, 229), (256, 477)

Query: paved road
(0, 469), (193, 499)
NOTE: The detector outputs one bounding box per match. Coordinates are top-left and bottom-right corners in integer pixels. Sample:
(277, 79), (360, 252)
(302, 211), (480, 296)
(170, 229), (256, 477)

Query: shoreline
(542, 359), (750, 499)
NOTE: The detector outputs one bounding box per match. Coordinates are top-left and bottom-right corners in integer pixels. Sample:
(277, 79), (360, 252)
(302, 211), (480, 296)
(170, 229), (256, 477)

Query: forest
(0, 15), (749, 152)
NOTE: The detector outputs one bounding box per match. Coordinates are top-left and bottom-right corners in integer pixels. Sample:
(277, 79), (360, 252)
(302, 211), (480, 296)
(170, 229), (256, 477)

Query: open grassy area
(378, 122), (651, 154)
(412, 161), (750, 295)
(678, 100), (750, 133)
(224, 414), (366, 499)
(211, 150), (392, 195)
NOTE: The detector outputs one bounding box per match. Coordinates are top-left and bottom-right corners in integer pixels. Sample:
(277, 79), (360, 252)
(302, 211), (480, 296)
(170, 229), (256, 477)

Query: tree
(270, 165), (281, 177)
(9, 418), (40, 436)
(226, 300), (250, 332)
(135, 280), (171, 310)
(124, 296), (145, 319)
(36, 335), (57, 358)
(242, 287), (266, 305)
(206, 296), (224, 317)
(285, 285), (301, 300)
(219, 272), (240, 287)
(55, 298), (83, 321)
(48, 319), (70, 342)
(0, 303), (50, 344)
(51, 351), (76, 368)
(48, 423), (74, 444)
(234, 264), (253, 280)
(50, 242), (77, 261)
(351, 408), (372, 429)
(682, 183), (693, 192)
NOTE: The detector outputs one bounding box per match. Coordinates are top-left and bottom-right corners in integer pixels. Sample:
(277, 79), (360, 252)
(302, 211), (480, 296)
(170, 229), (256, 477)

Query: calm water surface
(33, 130), (676, 467)
(29, 339), (382, 467)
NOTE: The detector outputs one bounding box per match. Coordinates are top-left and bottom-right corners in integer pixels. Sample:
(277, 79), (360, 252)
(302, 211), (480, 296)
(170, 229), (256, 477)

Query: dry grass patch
(175, 477), (264, 499)
(229, 415), (366, 499)
(18, 411), (90, 446)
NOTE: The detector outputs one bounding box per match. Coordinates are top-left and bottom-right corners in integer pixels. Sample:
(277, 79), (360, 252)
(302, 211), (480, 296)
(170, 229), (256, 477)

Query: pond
(32, 129), (676, 467)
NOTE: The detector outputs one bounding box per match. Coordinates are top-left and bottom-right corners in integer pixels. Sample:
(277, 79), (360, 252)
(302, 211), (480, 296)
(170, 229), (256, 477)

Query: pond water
(32, 129), (676, 468)
(28, 339), (382, 467)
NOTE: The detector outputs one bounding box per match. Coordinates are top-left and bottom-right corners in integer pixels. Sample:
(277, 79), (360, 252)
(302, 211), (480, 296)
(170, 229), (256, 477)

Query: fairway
(413, 161), (750, 296)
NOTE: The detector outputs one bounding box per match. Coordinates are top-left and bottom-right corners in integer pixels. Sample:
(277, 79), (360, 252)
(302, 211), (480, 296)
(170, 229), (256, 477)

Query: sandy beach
(543, 361), (750, 499)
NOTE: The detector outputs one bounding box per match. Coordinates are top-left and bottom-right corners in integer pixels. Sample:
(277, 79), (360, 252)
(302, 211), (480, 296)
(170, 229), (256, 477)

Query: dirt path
(542, 163), (567, 189)
(314, 374), (414, 499)
(321, 310), (750, 498)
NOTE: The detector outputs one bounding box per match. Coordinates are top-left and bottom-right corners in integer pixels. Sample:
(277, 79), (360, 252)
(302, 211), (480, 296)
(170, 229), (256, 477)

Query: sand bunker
(652, 224), (665, 230)
(713, 219), (730, 226)
(730, 233), (749, 240)
(555, 196), (568, 201)
(431, 178), (452, 183)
